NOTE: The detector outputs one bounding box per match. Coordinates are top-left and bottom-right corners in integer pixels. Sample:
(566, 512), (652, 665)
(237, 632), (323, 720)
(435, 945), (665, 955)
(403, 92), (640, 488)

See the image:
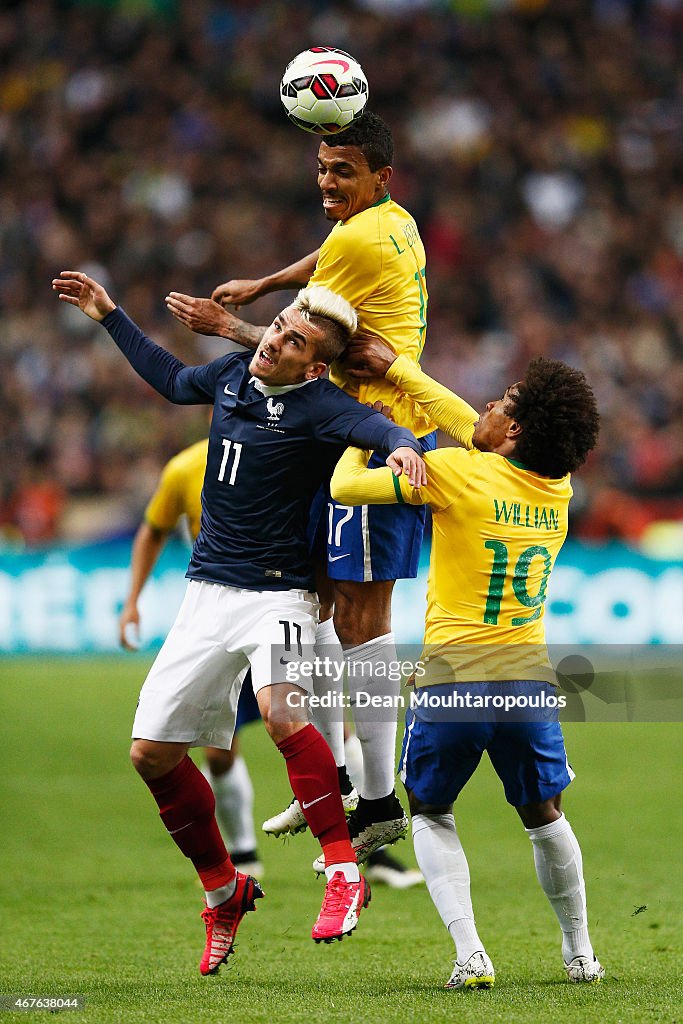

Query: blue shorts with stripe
(399, 681), (574, 808)
(310, 431), (437, 582)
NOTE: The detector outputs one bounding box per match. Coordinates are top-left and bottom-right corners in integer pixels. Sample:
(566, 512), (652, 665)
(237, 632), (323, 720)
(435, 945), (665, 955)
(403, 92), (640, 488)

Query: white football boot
(565, 954), (605, 983)
(263, 789), (358, 838)
(445, 951), (495, 990)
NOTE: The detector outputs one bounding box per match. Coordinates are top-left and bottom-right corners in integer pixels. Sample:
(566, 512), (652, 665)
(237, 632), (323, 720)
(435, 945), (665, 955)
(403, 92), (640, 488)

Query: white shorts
(132, 580), (318, 749)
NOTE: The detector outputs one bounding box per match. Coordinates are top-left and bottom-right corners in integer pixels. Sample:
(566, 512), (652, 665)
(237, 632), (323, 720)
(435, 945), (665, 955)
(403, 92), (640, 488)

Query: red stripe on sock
(145, 755), (235, 887)
(277, 724), (354, 856)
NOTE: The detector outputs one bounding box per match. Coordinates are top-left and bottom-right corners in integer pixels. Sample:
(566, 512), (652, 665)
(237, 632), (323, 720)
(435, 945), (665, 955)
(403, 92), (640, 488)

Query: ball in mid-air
(280, 46), (369, 135)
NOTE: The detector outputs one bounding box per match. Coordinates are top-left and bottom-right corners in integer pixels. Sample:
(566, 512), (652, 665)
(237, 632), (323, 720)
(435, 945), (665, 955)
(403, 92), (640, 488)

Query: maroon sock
(277, 724), (353, 858)
(144, 755), (235, 890)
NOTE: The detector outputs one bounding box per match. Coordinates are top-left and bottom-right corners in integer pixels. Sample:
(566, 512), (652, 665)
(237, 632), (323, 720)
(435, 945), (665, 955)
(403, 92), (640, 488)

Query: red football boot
(199, 873), (264, 975)
(311, 872), (371, 944)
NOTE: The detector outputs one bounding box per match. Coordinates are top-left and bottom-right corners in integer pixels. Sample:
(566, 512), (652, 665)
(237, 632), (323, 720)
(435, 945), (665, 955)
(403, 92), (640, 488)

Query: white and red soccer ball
(280, 47), (369, 135)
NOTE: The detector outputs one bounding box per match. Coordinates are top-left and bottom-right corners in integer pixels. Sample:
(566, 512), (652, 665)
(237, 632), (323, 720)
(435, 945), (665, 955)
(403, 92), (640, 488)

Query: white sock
(526, 813), (594, 962)
(345, 632), (399, 800)
(412, 813), (485, 963)
(325, 861), (360, 883)
(344, 733), (364, 792)
(203, 757), (257, 856)
(309, 618), (346, 767)
(205, 876), (237, 909)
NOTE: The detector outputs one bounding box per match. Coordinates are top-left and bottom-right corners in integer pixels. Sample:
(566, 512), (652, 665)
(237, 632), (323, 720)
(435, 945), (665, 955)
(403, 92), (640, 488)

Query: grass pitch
(1, 657), (681, 1024)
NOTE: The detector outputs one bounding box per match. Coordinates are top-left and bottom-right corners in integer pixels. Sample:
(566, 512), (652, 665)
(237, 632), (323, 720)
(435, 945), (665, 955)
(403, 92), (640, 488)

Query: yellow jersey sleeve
(144, 440), (207, 541)
(330, 445), (468, 514)
(386, 354), (478, 448)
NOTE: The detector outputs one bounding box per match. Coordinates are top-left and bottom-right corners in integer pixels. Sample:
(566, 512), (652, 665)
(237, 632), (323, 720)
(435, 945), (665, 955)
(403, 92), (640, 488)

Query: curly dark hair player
(330, 336), (603, 990)
(503, 359), (600, 479)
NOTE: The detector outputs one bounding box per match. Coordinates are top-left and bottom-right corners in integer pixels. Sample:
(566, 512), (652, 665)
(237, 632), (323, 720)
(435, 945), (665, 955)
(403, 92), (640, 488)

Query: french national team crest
(267, 397), (285, 422)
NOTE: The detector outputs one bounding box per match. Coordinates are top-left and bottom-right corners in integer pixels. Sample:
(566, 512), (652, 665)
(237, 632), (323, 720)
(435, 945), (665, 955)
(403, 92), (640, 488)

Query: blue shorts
(399, 681), (574, 807)
(235, 674), (260, 731)
(312, 431), (437, 582)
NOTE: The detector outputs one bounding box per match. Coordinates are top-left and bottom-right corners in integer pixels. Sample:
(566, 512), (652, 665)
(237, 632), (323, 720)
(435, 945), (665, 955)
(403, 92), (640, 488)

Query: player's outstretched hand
(387, 447), (427, 489)
(342, 333), (397, 380)
(166, 293), (237, 337)
(51, 270), (116, 321)
(211, 278), (265, 309)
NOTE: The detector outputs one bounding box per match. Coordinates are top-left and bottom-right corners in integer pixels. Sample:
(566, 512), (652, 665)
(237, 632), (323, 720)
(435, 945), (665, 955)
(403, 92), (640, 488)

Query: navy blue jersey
(103, 307), (421, 591)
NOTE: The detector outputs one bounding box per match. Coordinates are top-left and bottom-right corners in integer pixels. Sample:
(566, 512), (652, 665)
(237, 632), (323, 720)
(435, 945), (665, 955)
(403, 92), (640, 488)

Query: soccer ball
(280, 47), (369, 135)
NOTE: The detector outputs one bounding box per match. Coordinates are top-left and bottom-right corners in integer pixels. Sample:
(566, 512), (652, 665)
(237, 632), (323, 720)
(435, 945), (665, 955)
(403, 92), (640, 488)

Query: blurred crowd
(2, 0), (683, 549)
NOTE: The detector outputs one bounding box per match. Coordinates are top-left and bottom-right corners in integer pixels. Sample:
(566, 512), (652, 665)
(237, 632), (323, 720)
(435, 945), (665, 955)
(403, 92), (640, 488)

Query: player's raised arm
(52, 270), (216, 405)
(345, 334), (478, 448)
(211, 250), (320, 308)
(165, 292), (266, 350)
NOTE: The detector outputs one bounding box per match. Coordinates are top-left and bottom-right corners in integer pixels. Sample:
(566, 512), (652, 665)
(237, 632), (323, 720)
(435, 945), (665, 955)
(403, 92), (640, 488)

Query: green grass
(1, 657), (681, 1023)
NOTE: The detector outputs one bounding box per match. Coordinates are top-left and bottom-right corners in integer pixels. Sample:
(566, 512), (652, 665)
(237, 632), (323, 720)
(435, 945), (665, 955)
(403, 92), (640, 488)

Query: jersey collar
(339, 192), (390, 226)
(505, 456), (534, 472)
(249, 376), (314, 397)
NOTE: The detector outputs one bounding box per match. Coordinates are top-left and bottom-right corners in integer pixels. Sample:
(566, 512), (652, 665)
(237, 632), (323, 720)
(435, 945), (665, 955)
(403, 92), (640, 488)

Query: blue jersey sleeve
(101, 306), (230, 404)
(312, 384), (421, 453)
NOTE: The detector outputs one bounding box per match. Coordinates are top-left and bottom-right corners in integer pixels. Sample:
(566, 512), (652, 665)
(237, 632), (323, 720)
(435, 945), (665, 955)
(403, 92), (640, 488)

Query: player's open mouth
(258, 350), (274, 367)
(323, 196), (345, 209)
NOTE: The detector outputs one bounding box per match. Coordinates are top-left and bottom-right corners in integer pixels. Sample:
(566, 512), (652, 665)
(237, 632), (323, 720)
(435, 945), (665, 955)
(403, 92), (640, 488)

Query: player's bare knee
(265, 717), (307, 746)
(130, 739), (184, 780)
(516, 796), (562, 829)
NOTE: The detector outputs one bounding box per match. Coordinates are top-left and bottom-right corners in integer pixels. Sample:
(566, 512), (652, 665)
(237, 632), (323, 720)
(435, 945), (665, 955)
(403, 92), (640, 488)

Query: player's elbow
(330, 475), (359, 505)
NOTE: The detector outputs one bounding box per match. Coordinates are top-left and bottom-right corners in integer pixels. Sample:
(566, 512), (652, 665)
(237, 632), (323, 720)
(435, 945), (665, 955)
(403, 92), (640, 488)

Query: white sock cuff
(344, 632), (395, 661)
(325, 862), (360, 883)
(526, 812), (571, 842)
(412, 812), (455, 838)
(316, 617), (340, 645)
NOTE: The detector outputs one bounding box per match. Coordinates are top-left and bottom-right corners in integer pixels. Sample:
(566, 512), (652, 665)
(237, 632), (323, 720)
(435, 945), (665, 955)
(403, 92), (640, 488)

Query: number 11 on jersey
(217, 439), (242, 485)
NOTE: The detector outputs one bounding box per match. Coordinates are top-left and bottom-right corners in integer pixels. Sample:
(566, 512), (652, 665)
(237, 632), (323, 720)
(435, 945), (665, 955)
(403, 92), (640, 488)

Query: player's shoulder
(422, 445), (483, 487)
(219, 349), (252, 373)
(384, 196), (415, 220)
(305, 376), (351, 402)
(426, 445), (478, 465)
(206, 349), (252, 384)
(343, 196), (405, 231)
(303, 376), (365, 413)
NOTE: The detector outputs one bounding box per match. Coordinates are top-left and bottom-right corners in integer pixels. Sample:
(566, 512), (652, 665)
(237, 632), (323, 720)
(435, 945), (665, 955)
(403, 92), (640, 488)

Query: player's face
(472, 386), (521, 452)
(317, 142), (392, 222)
(249, 307), (327, 385)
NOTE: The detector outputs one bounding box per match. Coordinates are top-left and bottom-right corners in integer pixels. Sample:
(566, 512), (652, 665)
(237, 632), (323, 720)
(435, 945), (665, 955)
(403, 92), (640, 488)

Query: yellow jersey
(144, 439), (208, 542)
(330, 356), (572, 681)
(308, 194), (435, 438)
